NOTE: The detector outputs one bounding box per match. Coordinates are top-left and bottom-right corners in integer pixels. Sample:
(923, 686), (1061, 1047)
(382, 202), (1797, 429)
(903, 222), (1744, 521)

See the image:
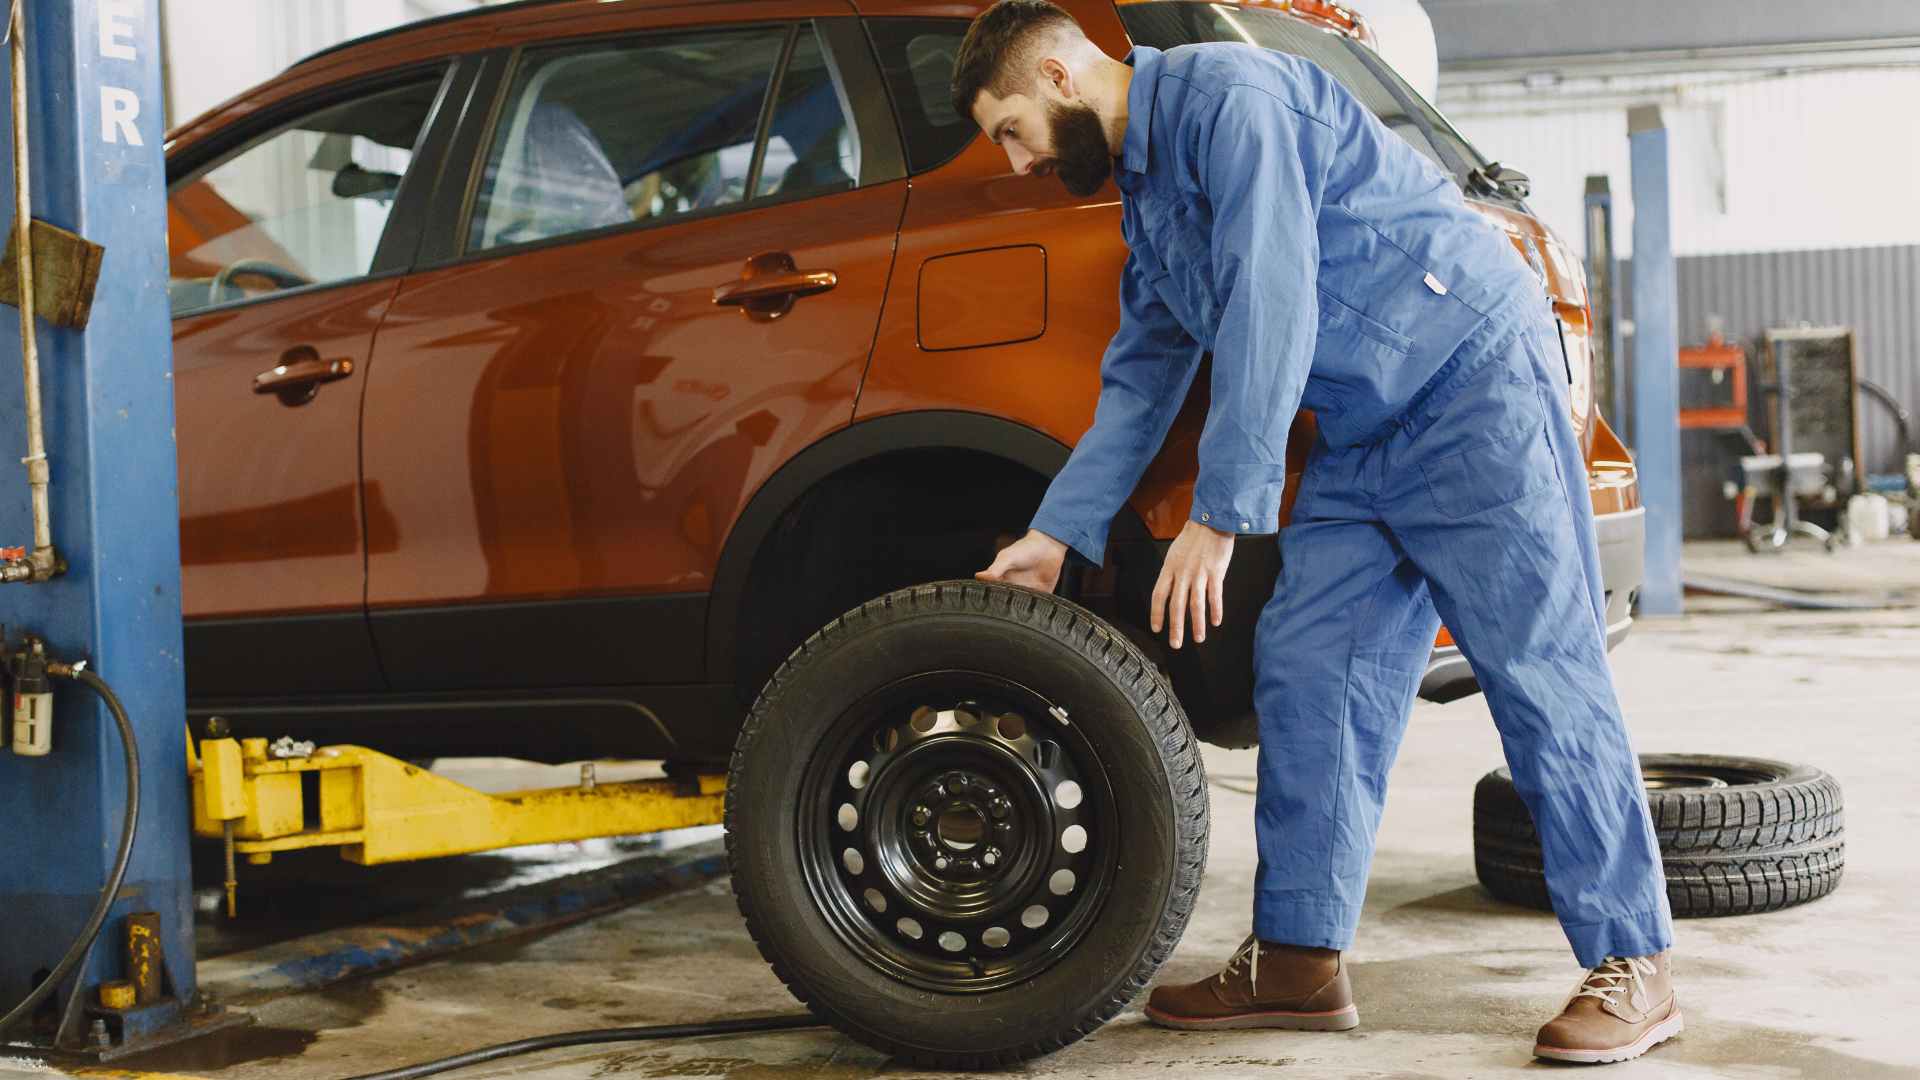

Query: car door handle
(254, 348), (354, 406)
(712, 252), (837, 321)
(712, 270), (838, 306)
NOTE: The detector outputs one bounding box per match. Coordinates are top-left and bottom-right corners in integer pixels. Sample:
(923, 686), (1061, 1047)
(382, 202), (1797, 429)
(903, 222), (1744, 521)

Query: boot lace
(1571, 955), (1657, 1008)
(1220, 936), (1261, 989)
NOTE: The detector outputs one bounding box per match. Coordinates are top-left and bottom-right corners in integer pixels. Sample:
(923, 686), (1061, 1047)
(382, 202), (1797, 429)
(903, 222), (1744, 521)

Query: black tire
(725, 581), (1208, 1068)
(1474, 753), (1843, 918)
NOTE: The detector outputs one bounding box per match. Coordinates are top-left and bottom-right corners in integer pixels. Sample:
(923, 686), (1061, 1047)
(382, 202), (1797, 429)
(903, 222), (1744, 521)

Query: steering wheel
(211, 258), (312, 300)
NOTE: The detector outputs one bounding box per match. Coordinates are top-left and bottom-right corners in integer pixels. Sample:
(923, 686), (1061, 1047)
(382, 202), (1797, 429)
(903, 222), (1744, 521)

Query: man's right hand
(977, 529), (1069, 592)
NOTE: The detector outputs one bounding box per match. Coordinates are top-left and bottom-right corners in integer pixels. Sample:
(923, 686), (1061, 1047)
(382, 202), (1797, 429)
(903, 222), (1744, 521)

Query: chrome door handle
(713, 252), (838, 321)
(254, 347), (353, 406)
(712, 270), (838, 306)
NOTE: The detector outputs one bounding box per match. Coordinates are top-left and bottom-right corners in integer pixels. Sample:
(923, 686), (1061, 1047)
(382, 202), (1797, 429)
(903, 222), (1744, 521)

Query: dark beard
(1047, 100), (1113, 197)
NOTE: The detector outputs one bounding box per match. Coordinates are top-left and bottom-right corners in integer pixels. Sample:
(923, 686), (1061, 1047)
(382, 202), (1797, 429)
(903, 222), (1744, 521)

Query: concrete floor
(8, 542), (1919, 1079)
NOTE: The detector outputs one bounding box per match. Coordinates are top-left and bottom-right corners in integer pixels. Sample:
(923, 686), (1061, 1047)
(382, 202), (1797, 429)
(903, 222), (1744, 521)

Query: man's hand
(978, 529), (1069, 592)
(1151, 519), (1235, 649)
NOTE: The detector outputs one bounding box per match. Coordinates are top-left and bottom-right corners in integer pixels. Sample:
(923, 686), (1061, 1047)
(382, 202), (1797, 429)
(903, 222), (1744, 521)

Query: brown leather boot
(1144, 936), (1358, 1031)
(1534, 952), (1683, 1063)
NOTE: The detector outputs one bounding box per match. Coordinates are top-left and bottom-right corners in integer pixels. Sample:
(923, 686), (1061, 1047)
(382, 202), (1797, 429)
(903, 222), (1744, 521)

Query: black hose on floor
(0, 665), (140, 1040)
(339, 1013), (824, 1080)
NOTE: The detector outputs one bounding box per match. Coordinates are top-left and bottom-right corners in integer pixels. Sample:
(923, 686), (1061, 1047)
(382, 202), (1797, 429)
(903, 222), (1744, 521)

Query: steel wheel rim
(1642, 763), (1779, 790)
(797, 670), (1119, 993)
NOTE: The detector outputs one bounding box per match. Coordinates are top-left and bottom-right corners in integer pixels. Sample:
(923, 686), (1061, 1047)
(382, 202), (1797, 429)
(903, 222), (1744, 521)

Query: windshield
(1116, 2), (1504, 201)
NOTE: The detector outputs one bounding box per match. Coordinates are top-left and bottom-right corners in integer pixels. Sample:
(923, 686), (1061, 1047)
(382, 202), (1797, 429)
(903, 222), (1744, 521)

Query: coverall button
(1200, 513), (1210, 522)
(1240, 522), (1250, 530)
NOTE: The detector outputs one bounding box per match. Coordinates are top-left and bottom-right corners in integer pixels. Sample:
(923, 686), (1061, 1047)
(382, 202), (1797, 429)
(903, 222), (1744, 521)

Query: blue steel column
(0, 0), (192, 1027)
(1582, 175), (1627, 441)
(1627, 105), (1682, 615)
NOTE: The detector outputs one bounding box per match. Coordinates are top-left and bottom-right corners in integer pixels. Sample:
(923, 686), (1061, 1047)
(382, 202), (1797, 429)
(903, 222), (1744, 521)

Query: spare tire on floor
(726, 581), (1208, 1068)
(1474, 754), (1843, 918)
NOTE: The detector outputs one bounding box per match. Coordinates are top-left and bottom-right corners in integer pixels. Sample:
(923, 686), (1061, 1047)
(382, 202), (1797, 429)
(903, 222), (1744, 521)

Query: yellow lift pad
(188, 736), (725, 868)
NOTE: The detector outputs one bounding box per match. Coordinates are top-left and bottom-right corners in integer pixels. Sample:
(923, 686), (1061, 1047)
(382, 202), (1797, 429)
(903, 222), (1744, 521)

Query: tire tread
(1471, 754), (1844, 919)
(724, 581), (1208, 1069)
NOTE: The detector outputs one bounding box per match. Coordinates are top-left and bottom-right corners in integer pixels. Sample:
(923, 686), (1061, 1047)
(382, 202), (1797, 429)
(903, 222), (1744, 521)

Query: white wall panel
(163, 0), (475, 129)
(1437, 67), (1920, 259)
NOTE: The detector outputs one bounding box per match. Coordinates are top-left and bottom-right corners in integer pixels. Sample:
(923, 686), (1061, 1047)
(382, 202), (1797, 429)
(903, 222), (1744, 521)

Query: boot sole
(1533, 1008), (1684, 1064)
(1144, 1003), (1359, 1032)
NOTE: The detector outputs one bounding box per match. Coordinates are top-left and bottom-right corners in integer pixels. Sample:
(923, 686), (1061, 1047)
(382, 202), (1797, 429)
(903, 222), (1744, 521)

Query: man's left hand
(1150, 518), (1236, 649)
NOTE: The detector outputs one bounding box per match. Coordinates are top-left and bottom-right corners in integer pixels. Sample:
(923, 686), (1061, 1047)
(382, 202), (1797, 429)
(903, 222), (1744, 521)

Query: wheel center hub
(908, 770), (1017, 881)
(936, 804), (987, 851)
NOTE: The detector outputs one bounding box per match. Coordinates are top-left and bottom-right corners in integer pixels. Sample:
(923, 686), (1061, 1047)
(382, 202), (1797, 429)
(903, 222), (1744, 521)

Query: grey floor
(8, 541), (1919, 1079)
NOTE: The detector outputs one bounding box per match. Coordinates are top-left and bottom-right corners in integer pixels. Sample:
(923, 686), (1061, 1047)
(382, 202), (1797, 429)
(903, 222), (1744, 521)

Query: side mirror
(1489, 163), (1531, 199)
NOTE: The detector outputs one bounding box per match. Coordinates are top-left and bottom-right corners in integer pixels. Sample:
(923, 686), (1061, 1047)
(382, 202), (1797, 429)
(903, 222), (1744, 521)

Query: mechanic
(959, 0), (1680, 1064)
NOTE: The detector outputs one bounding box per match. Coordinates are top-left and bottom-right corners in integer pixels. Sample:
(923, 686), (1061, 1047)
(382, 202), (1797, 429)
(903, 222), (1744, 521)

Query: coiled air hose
(0, 665), (140, 1045)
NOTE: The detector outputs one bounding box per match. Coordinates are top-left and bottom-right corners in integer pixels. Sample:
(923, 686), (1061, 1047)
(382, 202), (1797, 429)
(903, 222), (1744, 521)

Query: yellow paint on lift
(73, 1060), (214, 1068)
(188, 736), (725, 874)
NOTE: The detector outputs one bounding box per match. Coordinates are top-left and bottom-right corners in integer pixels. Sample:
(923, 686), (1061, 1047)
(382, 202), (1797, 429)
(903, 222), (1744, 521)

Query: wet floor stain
(107, 1023), (317, 1072)
(1337, 947), (1917, 1078)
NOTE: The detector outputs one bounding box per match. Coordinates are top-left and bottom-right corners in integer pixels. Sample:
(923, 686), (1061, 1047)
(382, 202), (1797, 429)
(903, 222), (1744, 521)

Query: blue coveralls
(1027, 44), (1673, 968)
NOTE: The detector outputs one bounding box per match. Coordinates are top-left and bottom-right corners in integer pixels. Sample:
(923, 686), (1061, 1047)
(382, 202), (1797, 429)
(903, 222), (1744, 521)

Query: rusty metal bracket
(0, 217), (103, 329)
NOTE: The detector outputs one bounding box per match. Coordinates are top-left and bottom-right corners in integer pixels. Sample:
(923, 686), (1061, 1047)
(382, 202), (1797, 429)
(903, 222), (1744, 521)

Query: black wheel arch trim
(703, 410), (1151, 688)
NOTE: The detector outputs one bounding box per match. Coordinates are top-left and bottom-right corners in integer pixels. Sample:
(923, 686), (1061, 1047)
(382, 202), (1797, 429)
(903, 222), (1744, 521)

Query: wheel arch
(704, 410), (1152, 694)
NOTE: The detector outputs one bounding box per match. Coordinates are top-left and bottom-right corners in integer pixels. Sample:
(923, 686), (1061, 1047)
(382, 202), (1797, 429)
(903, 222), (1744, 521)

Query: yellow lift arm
(187, 735), (725, 914)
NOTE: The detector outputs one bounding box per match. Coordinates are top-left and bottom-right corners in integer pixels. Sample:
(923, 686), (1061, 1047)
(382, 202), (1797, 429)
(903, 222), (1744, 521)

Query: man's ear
(1038, 55), (1074, 100)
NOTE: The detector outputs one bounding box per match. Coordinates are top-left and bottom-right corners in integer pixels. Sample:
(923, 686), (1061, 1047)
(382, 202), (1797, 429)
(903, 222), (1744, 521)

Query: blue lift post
(1627, 105), (1683, 616)
(0, 0), (199, 1054)
(1582, 175), (1628, 444)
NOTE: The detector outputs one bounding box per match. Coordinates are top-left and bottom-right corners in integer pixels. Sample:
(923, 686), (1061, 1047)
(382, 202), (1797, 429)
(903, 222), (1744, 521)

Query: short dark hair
(950, 0), (1080, 122)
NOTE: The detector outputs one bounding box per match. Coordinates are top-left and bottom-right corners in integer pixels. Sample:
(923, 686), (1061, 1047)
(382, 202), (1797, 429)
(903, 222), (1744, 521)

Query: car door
(360, 12), (907, 691)
(168, 67), (453, 698)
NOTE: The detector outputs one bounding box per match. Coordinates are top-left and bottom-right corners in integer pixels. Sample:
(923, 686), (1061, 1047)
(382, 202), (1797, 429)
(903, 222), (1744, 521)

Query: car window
(1347, 42), (1492, 182)
(1116, 3), (1465, 182)
(864, 19), (974, 175)
(470, 25), (863, 253)
(166, 76), (442, 317)
(754, 28), (860, 198)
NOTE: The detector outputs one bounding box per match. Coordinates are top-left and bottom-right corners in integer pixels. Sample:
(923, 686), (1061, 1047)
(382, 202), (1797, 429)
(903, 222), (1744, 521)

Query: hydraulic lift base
(9, 999), (251, 1065)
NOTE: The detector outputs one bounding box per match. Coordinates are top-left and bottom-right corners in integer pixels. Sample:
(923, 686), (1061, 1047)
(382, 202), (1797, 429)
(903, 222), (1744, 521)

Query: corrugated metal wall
(1620, 244), (1920, 483)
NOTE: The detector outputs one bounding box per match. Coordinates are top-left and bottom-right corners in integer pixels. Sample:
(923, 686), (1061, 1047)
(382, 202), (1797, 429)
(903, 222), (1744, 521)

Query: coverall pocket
(1152, 199), (1215, 325)
(1316, 288), (1414, 355)
(1418, 418), (1557, 519)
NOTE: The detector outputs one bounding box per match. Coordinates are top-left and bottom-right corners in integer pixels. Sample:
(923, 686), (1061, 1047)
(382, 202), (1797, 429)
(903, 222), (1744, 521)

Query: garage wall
(161, 0), (481, 128)
(1618, 244), (1920, 485)
(1434, 65), (1920, 260)
(1421, 0), (1920, 65)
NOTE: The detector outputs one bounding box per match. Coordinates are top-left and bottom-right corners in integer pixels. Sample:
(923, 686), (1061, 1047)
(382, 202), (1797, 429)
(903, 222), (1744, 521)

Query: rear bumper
(1417, 505), (1645, 704)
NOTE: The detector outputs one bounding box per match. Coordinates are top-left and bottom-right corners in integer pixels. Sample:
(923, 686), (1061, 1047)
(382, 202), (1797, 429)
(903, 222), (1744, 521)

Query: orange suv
(167, 0), (1643, 1062)
(168, 0), (1639, 761)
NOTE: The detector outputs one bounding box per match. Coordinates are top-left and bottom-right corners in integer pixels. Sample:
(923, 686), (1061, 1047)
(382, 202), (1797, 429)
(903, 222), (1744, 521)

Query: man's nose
(1007, 144), (1033, 175)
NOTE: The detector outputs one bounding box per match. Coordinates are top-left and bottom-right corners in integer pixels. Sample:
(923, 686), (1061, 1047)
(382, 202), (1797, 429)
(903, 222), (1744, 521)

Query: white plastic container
(1847, 493), (1891, 542)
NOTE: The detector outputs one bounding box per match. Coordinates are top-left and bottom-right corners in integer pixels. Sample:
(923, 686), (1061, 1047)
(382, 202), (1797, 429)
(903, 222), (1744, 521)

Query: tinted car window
(166, 76), (441, 317)
(1347, 42), (1491, 183)
(865, 19), (974, 175)
(469, 27), (789, 251)
(754, 28), (861, 198)
(1117, 3), (1462, 180)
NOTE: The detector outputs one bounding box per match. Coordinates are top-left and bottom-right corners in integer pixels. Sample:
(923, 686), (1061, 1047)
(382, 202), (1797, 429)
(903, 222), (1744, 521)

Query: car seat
(486, 102), (631, 246)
